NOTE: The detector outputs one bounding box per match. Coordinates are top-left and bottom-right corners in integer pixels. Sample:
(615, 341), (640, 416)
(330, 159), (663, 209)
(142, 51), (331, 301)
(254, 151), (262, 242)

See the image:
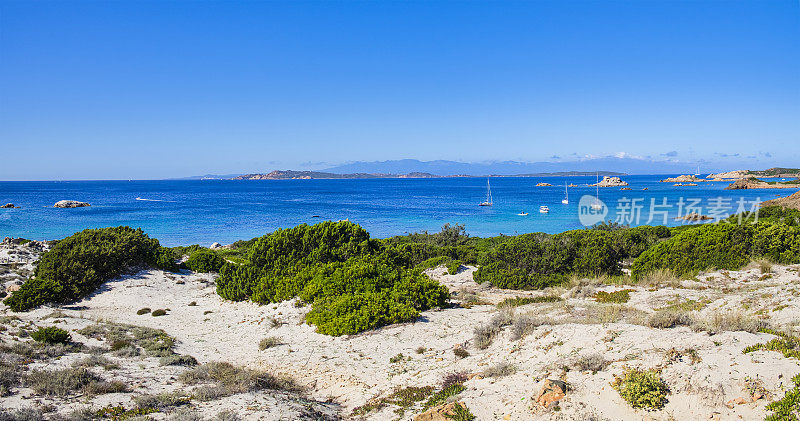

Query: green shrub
(151, 309), (167, 317)
(31, 326), (71, 344)
(136, 308), (151, 315)
(185, 249), (226, 273)
(631, 222), (800, 278)
(215, 222), (449, 336)
(424, 383), (466, 409)
(447, 260), (463, 275)
(611, 368), (669, 409)
(4, 227), (176, 311)
(473, 230), (622, 289)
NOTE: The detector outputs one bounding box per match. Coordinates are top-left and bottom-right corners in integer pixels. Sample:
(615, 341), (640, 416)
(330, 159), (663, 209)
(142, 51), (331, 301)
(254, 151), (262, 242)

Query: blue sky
(1, 0), (798, 180)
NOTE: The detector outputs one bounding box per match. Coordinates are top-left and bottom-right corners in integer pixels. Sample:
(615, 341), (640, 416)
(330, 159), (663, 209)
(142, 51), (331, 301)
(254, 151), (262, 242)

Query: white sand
(2, 241), (800, 420)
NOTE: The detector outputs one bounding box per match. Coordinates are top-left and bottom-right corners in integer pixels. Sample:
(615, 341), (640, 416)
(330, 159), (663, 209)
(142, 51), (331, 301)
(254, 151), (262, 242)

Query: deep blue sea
(0, 175), (795, 246)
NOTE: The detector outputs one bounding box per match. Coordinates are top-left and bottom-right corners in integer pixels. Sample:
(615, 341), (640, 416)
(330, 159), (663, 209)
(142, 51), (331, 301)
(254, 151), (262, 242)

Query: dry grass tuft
(647, 309), (693, 329)
(690, 311), (766, 334)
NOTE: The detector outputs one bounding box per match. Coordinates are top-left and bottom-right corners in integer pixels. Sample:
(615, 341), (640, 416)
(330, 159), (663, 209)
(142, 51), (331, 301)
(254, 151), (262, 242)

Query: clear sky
(1, 0), (798, 180)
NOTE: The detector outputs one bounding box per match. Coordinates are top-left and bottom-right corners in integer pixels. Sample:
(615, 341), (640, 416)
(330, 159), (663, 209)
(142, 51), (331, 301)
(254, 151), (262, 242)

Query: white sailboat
(591, 172), (603, 210)
(479, 178), (493, 206)
(561, 182), (569, 205)
(539, 205), (550, 213)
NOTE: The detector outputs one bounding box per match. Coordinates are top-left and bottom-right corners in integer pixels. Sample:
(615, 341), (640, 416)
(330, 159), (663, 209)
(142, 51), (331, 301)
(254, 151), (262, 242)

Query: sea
(0, 175), (794, 246)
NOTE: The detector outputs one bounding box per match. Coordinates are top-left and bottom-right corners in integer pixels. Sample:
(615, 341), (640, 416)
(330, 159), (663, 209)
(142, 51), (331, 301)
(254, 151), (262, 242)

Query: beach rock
(210, 242), (222, 249)
(762, 191), (800, 210)
(54, 200), (90, 208)
(536, 182), (553, 187)
(660, 175), (704, 183)
(592, 176), (628, 187)
(6, 284), (21, 293)
(414, 402), (468, 421)
(1, 203), (18, 208)
(534, 379), (568, 408)
(620, 187), (632, 190)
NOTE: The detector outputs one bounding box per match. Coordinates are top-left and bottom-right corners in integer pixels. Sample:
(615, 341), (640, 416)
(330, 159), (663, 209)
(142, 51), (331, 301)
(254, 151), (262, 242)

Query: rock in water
(534, 379), (568, 408)
(54, 200), (91, 208)
(592, 176), (629, 187)
(1, 203), (18, 208)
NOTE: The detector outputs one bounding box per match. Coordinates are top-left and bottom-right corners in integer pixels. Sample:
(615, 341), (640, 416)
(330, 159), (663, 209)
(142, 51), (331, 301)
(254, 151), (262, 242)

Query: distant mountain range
(322, 158), (692, 176)
(231, 169), (627, 180)
(180, 157), (710, 180)
(232, 171), (442, 180)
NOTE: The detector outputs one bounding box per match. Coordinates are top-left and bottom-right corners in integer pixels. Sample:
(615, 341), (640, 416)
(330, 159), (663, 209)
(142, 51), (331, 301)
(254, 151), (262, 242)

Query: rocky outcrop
(677, 212), (713, 221)
(762, 191), (800, 210)
(54, 200), (91, 208)
(414, 402), (470, 421)
(1, 203), (19, 208)
(534, 379), (568, 408)
(660, 175), (704, 183)
(591, 176), (628, 187)
(210, 242), (223, 249)
(536, 182), (553, 187)
(707, 170), (749, 180)
(725, 178), (800, 190)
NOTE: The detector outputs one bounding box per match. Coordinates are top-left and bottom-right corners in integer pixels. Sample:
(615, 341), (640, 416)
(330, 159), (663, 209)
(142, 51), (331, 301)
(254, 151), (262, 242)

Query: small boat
(517, 212), (528, 216)
(561, 182), (569, 204)
(479, 178), (493, 206)
(539, 206), (549, 213)
(590, 172), (603, 210)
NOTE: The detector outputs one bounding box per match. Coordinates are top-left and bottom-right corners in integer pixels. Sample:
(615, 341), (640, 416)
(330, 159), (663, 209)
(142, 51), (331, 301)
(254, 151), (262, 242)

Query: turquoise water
(0, 176), (794, 246)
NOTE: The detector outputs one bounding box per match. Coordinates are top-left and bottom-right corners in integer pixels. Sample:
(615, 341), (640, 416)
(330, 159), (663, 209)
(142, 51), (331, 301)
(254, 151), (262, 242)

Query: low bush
(447, 402), (476, 421)
(473, 230), (622, 289)
(594, 289), (634, 304)
(691, 311), (765, 334)
(258, 336), (281, 350)
(179, 361), (297, 395)
(611, 368), (669, 410)
(78, 322), (177, 358)
(473, 309), (515, 350)
(647, 309), (692, 329)
(631, 218), (800, 279)
(4, 226), (177, 311)
(159, 355), (198, 366)
(152, 309), (167, 317)
(423, 383), (466, 409)
(185, 249), (226, 273)
(216, 221), (449, 336)
(134, 392), (191, 410)
(481, 362), (517, 378)
(497, 295), (562, 308)
(31, 326), (71, 344)
(447, 260), (463, 275)
(453, 347), (470, 359)
(24, 367), (100, 396)
(136, 307), (151, 315)
(573, 353), (609, 373)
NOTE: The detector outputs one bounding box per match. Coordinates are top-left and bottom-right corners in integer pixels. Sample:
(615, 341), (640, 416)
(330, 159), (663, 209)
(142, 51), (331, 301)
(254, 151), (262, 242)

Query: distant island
(232, 171), (441, 180)
(231, 170), (627, 180)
